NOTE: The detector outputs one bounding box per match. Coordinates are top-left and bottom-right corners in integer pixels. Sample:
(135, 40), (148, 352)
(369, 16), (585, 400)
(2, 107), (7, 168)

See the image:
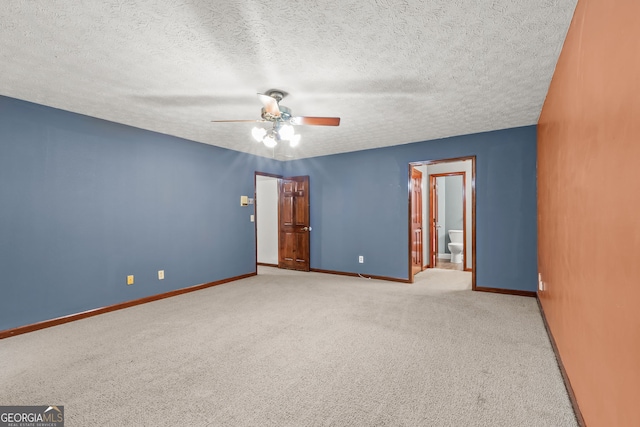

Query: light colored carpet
(0, 267), (576, 426)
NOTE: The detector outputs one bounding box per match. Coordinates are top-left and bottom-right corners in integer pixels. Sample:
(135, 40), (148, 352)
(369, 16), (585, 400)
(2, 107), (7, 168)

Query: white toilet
(448, 230), (464, 264)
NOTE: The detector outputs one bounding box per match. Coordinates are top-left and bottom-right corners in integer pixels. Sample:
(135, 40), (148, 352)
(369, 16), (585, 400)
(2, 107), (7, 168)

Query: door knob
(301, 226), (312, 232)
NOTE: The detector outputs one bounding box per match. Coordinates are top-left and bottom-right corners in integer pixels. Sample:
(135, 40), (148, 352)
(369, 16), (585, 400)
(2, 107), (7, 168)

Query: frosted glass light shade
(278, 124), (295, 141)
(251, 127), (266, 142)
(263, 134), (277, 148)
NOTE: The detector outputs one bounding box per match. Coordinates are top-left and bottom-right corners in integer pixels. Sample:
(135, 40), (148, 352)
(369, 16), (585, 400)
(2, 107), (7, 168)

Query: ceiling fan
(211, 89), (340, 148)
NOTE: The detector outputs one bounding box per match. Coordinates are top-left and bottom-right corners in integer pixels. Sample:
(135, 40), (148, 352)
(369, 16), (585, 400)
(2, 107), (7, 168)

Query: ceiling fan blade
(211, 119), (266, 123)
(291, 116), (341, 126)
(257, 93), (281, 118)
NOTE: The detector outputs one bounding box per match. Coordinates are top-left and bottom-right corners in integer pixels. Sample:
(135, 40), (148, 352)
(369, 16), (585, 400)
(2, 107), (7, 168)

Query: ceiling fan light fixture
(251, 127), (266, 142)
(215, 90), (339, 149)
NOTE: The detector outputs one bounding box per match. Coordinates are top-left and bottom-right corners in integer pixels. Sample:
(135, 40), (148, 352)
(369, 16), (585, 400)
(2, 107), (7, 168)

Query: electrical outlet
(358, 255), (364, 263)
(250, 214), (254, 222)
(158, 270), (164, 280)
(127, 275), (134, 285)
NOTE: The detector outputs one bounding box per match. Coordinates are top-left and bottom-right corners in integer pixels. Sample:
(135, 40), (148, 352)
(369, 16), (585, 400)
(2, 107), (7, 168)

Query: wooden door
(278, 176), (310, 271)
(411, 167), (423, 275)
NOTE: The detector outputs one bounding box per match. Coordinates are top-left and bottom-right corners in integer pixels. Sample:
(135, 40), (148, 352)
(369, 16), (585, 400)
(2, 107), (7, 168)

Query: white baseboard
(437, 253), (451, 260)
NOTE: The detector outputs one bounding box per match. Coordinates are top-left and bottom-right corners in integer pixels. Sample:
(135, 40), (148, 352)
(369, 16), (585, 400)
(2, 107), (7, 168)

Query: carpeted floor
(0, 267), (577, 426)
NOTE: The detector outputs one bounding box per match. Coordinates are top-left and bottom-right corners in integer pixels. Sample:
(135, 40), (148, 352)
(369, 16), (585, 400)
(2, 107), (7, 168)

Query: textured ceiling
(0, 0), (577, 160)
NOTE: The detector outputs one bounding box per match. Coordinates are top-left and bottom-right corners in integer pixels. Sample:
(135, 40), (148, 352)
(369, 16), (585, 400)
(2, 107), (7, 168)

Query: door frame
(429, 172), (466, 270)
(407, 156), (476, 288)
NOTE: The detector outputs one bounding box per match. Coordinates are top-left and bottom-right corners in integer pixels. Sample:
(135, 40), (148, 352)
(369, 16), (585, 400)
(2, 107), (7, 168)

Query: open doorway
(255, 173), (281, 267)
(254, 172), (311, 272)
(408, 157), (476, 288)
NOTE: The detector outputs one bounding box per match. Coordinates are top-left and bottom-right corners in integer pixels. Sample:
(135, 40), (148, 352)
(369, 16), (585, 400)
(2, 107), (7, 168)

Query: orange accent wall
(538, 0), (640, 426)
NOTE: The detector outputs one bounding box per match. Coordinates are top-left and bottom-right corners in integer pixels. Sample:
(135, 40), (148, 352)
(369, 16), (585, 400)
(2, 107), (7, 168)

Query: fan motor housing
(262, 105), (291, 122)
(265, 89), (287, 102)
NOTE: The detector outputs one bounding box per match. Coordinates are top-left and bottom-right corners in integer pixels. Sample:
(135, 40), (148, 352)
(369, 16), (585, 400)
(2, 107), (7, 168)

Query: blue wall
(284, 126), (538, 290)
(0, 96), (281, 331)
(0, 94), (537, 331)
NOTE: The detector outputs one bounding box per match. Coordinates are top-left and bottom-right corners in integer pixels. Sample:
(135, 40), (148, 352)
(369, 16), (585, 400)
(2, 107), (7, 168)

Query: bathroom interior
(433, 174), (465, 270)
